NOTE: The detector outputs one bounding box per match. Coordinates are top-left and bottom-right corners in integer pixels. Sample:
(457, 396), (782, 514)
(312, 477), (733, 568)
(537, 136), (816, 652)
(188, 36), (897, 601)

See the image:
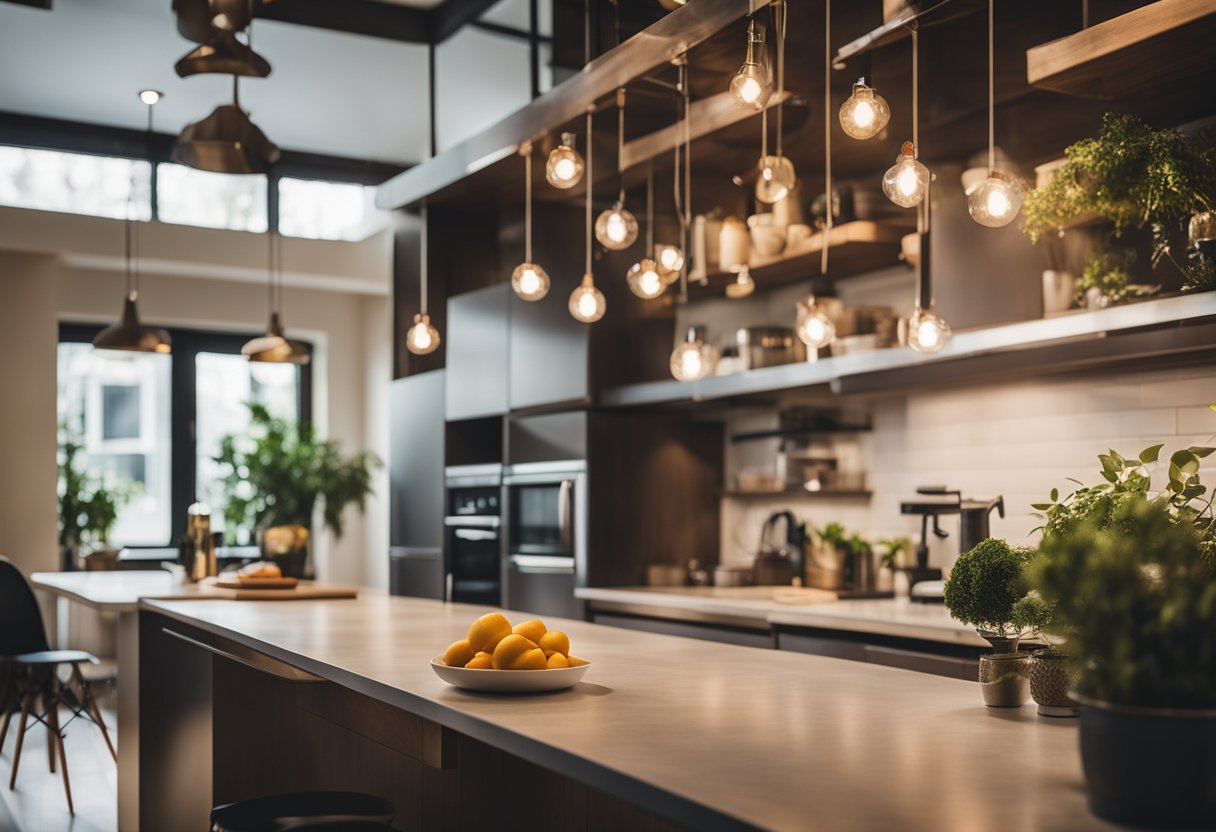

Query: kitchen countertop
(575, 586), (988, 647)
(142, 594), (1110, 832)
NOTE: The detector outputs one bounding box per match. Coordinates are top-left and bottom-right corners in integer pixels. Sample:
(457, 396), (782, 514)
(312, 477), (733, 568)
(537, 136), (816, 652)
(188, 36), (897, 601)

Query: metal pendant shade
(93, 292), (172, 354)
(173, 102), (280, 174)
(242, 312), (310, 364)
(175, 0), (272, 42)
(175, 30), (271, 78)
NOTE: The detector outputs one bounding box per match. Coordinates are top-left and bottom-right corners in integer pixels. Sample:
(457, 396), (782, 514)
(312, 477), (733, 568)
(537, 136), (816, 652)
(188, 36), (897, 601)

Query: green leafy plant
(874, 537), (908, 569)
(1029, 497), (1216, 708)
(215, 404), (381, 544)
(1074, 249), (1157, 306)
(58, 430), (133, 549)
(816, 521), (870, 560)
(1023, 113), (1216, 280)
(943, 538), (1038, 639)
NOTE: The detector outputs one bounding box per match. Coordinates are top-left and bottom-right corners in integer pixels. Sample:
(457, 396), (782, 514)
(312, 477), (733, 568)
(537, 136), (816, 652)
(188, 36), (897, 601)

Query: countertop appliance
(736, 326), (806, 370)
(753, 510), (804, 586)
(444, 464), (503, 606)
(503, 460), (586, 619)
(900, 487), (1005, 603)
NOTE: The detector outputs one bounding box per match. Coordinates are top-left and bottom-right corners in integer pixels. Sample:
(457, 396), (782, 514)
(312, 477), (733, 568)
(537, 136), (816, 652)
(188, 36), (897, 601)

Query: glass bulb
(406, 313), (440, 355)
(627, 259), (665, 299)
(839, 81), (890, 140)
(655, 244), (685, 280)
(905, 306), (951, 354)
(511, 262), (550, 301)
(882, 143), (930, 208)
(755, 155), (796, 204)
(595, 203), (639, 250)
(966, 173), (1025, 227)
(729, 63), (772, 111)
(724, 266), (755, 299)
(546, 135), (584, 189)
(670, 330), (720, 381)
(568, 273), (606, 322)
(796, 297), (836, 348)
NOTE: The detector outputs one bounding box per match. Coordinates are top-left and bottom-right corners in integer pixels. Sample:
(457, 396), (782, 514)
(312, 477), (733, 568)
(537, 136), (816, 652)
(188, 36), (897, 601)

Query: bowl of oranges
(432, 612), (590, 692)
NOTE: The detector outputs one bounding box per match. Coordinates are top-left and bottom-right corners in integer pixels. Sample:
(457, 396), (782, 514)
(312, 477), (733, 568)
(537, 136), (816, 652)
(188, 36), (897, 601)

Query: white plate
(430, 657), (591, 692)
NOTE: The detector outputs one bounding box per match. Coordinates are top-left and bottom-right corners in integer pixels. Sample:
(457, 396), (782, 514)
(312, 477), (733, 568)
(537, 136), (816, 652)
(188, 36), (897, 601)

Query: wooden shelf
(693, 221), (909, 297)
(721, 488), (872, 499)
(1026, 0), (1216, 99)
(730, 424), (872, 443)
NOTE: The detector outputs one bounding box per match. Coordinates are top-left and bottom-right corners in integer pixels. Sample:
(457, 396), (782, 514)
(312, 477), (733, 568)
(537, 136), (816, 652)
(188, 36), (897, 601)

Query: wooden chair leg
(46, 693), (56, 774)
(8, 690), (32, 789)
(0, 666), (15, 753)
(46, 682), (73, 815)
(73, 664), (116, 763)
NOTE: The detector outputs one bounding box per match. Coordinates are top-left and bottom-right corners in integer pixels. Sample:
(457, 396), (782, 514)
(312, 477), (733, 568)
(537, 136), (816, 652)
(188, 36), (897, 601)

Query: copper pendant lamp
(175, 29), (271, 78)
(243, 231), (310, 364)
(174, 0), (259, 42)
(173, 78), (280, 174)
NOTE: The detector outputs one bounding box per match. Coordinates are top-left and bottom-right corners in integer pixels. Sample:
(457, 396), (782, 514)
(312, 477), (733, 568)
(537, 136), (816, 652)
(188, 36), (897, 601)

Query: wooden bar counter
(137, 594), (1115, 831)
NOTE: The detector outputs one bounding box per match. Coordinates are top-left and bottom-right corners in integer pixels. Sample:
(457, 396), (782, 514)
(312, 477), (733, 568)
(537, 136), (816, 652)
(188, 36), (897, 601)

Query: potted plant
(812, 522), (874, 592)
(215, 404), (381, 578)
(1030, 498), (1216, 827)
(1009, 590), (1076, 717)
(1023, 112), (1216, 293)
(943, 538), (1040, 707)
(1074, 249), (1157, 309)
(58, 431), (132, 571)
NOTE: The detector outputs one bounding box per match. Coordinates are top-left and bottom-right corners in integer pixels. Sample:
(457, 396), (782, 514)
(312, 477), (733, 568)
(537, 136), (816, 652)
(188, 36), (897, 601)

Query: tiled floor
(0, 698), (117, 832)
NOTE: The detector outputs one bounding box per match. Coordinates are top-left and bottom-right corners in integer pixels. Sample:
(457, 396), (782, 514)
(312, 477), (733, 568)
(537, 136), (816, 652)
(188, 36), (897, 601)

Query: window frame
(59, 323), (313, 551)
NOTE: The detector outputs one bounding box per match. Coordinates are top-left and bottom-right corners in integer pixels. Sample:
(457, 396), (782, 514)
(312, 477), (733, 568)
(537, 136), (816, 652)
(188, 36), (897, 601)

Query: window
(0, 145), (151, 220)
(277, 177), (387, 241)
(58, 326), (310, 550)
(156, 163), (268, 232)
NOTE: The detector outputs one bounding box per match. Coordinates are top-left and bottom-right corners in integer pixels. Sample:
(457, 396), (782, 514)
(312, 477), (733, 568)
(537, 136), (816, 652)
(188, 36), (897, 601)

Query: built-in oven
(444, 464), (502, 606)
(503, 460), (586, 619)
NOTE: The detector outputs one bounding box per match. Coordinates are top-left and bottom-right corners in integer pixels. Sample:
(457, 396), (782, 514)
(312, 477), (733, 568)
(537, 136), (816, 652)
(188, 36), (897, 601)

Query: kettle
(753, 511), (804, 586)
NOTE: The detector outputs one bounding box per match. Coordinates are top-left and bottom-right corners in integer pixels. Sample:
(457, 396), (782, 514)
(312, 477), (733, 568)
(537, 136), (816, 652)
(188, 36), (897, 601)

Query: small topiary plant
(944, 538), (1037, 647)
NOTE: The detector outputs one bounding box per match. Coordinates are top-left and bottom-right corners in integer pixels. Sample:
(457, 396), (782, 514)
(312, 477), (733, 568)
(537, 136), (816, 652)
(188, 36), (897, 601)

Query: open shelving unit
(721, 488), (873, 499)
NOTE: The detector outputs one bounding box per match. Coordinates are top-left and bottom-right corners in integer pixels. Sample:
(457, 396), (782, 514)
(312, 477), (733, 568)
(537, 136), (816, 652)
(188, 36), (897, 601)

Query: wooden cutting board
(199, 578), (358, 601)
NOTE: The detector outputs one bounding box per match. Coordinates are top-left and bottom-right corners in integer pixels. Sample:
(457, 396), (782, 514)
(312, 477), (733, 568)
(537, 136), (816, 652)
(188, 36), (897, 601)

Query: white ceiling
(0, 0), (540, 167)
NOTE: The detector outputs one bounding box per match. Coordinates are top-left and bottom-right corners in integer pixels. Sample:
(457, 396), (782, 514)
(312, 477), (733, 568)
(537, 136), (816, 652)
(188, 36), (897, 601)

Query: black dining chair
(0, 555), (116, 815)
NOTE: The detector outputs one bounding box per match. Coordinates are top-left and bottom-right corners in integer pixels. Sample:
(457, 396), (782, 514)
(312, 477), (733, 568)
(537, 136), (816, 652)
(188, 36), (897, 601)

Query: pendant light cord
(774, 0), (786, 158)
(645, 159), (654, 252)
(821, 0), (832, 276)
(523, 145), (533, 263)
(911, 26), (919, 159)
(267, 227), (276, 316)
(585, 109), (593, 276)
(987, 0), (995, 173)
(616, 88), (626, 203)
(420, 203), (428, 315)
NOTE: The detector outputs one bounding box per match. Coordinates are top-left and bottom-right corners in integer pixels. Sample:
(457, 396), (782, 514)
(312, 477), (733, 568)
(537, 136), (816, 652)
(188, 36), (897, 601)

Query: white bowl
(430, 657), (591, 692)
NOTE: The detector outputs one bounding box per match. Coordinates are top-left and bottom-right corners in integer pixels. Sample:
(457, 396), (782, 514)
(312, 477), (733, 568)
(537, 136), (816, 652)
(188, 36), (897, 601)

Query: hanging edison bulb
(756, 154), (796, 204)
(905, 306), (951, 354)
(511, 262), (550, 301)
(655, 244), (685, 281)
(728, 19), (772, 111)
(406, 312), (440, 355)
(569, 273), (606, 322)
(670, 327), (719, 381)
(595, 202), (639, 250)
(966, 172), (1025, 228)
(839, 79), (890, 140)
(724, 266), (755, 299)
(626, 258), (665, 299)
(882, 141), (930, 208)
(546, 133), (584, 189)
(795, 296), (836, 348)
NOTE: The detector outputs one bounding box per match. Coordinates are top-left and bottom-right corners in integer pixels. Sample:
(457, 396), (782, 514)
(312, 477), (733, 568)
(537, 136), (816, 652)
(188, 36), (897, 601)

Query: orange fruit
(567, 655), (589, 667)
(511, 648), (547, 670)
(513, 619), (547, 644)
(539, 630), (570, 657)
(443, 639), (476, 668)
(467, 612), (512, 653)
(465, 651), (493, 669)
(546, 652), (570, 669)
(492, 633), (537, 669)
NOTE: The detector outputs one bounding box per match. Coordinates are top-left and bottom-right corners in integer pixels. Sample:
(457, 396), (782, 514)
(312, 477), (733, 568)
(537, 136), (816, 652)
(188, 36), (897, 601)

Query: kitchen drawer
(591, 612), (774, 649)
(776, 631), (868, 662)
(864, 645), (979, 681)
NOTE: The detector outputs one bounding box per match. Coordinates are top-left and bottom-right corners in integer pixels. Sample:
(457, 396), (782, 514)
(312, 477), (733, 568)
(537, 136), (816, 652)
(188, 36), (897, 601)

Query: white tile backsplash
(720, 365), (1216, 571)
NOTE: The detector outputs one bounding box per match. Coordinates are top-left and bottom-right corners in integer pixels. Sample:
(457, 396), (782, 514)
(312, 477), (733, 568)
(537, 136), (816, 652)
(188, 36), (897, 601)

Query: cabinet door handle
(558, 479), (574, 550)
(162, 628), (324, 684)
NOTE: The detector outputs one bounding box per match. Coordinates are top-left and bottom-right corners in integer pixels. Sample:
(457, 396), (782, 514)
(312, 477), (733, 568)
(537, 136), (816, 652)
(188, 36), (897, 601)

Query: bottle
(183, 502), (217, 582)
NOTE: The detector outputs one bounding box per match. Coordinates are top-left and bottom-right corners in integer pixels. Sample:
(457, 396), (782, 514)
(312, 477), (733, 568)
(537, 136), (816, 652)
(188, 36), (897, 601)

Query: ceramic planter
(1028, 651), (1078, 717)
(1041, 270), (1075, 315)
(1078, 697), (1216, 827)
(978, 652), (1030, 708)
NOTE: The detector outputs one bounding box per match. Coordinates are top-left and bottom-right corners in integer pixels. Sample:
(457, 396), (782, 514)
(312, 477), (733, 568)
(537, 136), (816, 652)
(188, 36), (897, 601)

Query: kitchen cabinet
(446, 283), (510, 420)
(389, 370), (445, 598)
(508, 273), (591, 411)
(588, 611), (774, 650)
(776, 627), (981, 681)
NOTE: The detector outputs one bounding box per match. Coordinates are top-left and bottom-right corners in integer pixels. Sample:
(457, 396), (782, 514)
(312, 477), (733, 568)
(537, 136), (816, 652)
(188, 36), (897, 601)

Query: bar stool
(210, 791), (395, 832)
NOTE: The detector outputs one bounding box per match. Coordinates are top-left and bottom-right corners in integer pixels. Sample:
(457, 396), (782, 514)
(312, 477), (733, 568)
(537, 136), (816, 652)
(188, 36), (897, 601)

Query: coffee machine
(900, 487), (1004, 603)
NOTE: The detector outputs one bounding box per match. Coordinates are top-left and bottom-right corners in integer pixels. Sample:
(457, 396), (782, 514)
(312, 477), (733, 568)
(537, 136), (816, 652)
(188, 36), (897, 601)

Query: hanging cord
(275, 228), (284, 317)
(266, 226), (276, 316)
(676, 60), (691, 299)
(821, 0), (832, 276)
(584, 0), (591, 66)
(774, 0), (787, 158)
(420, 203), (428, 315)
(645, 159), (654, 252)
(585, 109), (593, 276)
(987, 0), (995, 173)
(911, 27), (919, 159)
(616, 88), (627, 203)
(523, 144), (533, 262)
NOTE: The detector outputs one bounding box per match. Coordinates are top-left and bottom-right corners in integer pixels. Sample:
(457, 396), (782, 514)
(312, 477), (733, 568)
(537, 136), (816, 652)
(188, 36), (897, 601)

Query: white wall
(721, 364), (1216, 572)
(0, 208), (393, 588)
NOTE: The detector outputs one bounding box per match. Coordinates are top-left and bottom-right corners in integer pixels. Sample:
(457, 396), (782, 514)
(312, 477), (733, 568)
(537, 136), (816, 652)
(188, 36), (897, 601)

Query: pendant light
(546, 132), (585, 190)
(95, 92), (171, 354)
(175, 29), (271, 78)
(905, 154), (950, 351)
(966, 0), (1025, 227)
(174, 76), (280, 174)
(657, 60), (690, 284)
(569, 109), (606, 323)
(670, 326), (719, 381)
(728, 16), (772, 111)
(406, 204), (441, 354)
(796, 0), (836, 352)
(595, 90), (639, 250)
(511, 142), (551, 301)
(882, 29), (930, 208)
(242, 231), (310, 364)
(627, 162), (665, 299)
(725, 266), (756, 299)
(839, 53), (890, 140)
(756, 0), (794, 204)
